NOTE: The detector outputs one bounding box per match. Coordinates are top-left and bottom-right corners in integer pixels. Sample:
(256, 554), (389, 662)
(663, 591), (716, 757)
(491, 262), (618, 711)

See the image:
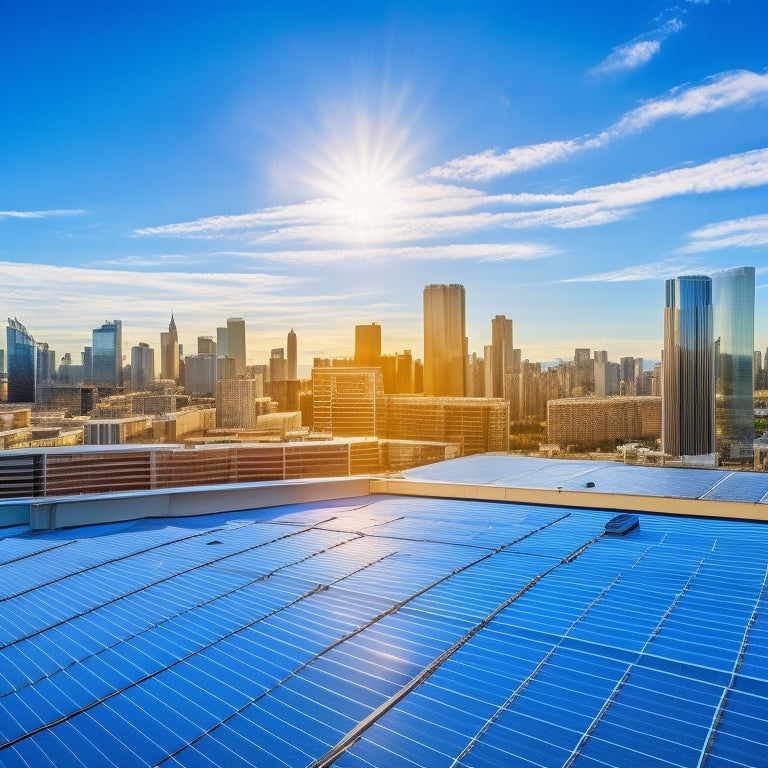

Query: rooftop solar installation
(1, 490), (767, 767)
(404, 454), (768, 503)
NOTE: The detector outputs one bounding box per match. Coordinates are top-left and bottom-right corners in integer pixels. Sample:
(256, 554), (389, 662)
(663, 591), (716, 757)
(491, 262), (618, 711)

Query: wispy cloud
(136, 148), (768, 247)
(427, 70), (768, 181)
(680, 213), (768, 252)
(591, 17), (684, 76)
(0, 209), (86, 220)
(88, 254), (200, 268)
(560, 258), (701, 283)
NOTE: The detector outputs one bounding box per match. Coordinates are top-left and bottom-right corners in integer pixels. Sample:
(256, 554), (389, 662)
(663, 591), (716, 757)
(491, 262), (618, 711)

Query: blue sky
(2, 0), (767, 366)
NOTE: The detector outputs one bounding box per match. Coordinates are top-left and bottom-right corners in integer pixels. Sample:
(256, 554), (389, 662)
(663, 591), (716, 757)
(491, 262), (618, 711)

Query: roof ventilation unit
(604, 513), (639, 535)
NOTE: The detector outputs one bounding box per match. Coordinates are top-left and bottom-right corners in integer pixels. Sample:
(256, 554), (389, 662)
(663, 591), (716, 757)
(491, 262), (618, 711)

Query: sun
(291, 95), (422, 242)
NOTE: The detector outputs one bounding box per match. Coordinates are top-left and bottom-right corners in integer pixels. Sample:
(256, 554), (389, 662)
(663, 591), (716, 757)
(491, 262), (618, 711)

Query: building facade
(160, 314), (179, 382)
(131, 343), (155, 391)
(662, 275), (715, 457)
(6, 318), (36, 403)
(312, 367), (385, 437)
(227, 317), (246, 377)
(354, 323), (382, 367)
(490, 315), (513, 399)
(713, 266), (755, 462)
(92, 320), (123, 388)
(423, 284), (466, 397)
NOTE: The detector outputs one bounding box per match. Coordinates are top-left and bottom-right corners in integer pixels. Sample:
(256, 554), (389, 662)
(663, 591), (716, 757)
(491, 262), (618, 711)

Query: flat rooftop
(1, 462), (767, 767)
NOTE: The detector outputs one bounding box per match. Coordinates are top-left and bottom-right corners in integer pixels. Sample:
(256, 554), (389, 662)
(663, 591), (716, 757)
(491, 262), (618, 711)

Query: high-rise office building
(82, 347), (93, 383)
(662, 275), (714, 457)
(131, 343), (155, 391)
(184, 353), (217, 396)
(160, 314), (179, 382)
(713, 266), (755, 462)
(354, 323), (382, 367)
(198, 336), (216, 355)
(423, 284), (466, 397)
(36, 342), (56, 386)
(227, 318), (246, 377)
(92, 320), (123, 388)
(6, 318), (36, 403)
(490, 315), (513, 399)
(312, 367), (384, 437)
(270, 348), (286, 382)
(216, 326), (228, 357)
(287, 328), (298, 381)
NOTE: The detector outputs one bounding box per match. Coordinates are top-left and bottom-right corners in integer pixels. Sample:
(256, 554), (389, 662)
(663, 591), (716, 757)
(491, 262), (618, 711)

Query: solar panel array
(404, 454), (768, 503)
(1, 492), (767, 767)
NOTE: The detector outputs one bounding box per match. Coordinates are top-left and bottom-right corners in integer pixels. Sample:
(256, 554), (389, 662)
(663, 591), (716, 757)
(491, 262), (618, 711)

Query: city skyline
(2, 2), (767, 361)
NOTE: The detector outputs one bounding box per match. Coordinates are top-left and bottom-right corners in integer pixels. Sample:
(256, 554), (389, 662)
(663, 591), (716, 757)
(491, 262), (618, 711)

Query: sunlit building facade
(131, 343), (155, 391)
(6, 318), (36, 403)
(713, 266), (755, 462)
(354, 323), (381, 367)
(160, 314), (179, 382)
(227, 317), (246, 377)
(423, 284), (466, 397)
(490, 315), (513, 399)
(287, 328), (298, 381)
(662, 275), (715, 457)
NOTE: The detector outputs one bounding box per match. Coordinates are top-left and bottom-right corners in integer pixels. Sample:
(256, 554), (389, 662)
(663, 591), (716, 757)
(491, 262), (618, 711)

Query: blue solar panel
(1, 488), (767, 767)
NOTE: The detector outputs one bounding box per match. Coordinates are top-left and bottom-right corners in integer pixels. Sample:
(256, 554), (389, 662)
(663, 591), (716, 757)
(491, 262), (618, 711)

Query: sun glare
(290, 94), (421, 242)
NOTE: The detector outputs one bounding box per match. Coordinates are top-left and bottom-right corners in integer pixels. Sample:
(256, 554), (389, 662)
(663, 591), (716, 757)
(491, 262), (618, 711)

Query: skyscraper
(490, 315), (513, 398)
(354, 323), (381, 367)
(662, 275), (715, 458)
(713, 266), (755, 462)
(131, 343), (155, 391)
(423, 284), (466, 397)
(160, 313), (179, 382)
(287, 328), (298, 381)
(6, 318), (36, 403)
(227, 317), (246, 377)
(92, 320), (123, 388)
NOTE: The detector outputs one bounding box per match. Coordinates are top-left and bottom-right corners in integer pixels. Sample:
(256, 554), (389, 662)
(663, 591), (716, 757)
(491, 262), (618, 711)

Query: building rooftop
(1, 456), (767, 767)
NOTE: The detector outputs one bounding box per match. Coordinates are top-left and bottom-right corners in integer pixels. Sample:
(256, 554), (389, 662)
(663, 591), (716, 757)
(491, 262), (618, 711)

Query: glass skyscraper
(713, 266), (755, 462)
(6, 318), (36, 403)
(662, 275), (715, 457)
(92, 320), (123, 388)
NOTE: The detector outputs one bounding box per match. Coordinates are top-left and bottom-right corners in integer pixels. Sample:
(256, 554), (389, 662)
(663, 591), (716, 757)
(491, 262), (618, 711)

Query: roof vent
(585, 481), (595, 488)
(604, 513), (639, 536)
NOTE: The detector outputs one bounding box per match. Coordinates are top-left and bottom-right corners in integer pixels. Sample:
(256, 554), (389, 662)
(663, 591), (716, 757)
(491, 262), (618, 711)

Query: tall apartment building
(423, 284), (466, 397)
(662, 275), (715, 457)
(184, 353), (216, 396)
(490, 315), (513, 399)
(215, 377), (260, 429)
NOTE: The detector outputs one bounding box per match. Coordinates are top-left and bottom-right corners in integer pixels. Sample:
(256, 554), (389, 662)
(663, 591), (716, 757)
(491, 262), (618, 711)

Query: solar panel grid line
(155, 514), (569, 767)
(562, 556), (708, 767)
(694, 564), (768, 768)
(449, 571), (623, 768)
(0, 581), (328, 754)
(0, 521), (341, 653)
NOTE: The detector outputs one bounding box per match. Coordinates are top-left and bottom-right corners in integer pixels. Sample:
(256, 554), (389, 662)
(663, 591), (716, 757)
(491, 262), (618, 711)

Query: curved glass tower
(713, 266), (755, 462)
(662, 275), (715, 457)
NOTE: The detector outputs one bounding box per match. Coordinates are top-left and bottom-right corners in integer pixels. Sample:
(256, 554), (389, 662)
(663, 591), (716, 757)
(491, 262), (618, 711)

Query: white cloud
(427, 70), (768, 182)
(680, 213), (768, 252)
(0, 209), (86, 220)
(591, 17), (684, 76)
(560, 259), (701, 283)
(133, 148), (768, 247)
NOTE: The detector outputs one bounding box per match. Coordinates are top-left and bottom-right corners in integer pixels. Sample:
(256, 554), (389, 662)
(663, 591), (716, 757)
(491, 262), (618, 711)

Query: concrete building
(490, 315), (513, 399)
(423, 284), (466, 397)
(270, 348), (287, 382)
(547, 396), (662, 448)
(663, 275), (715, 458)
(227, 317), (246, 377)
(312, 367), (384, 437)
(131, 343), (155, 391)
(215, 377), (260, 429)
(286, 328), (297, 380)
(184, 353), (216, 396)
(197, 336), (216, 355)
(84, 416), (154, 445)
(384, 395), (509, 455)
(354, 323), (381, 367)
